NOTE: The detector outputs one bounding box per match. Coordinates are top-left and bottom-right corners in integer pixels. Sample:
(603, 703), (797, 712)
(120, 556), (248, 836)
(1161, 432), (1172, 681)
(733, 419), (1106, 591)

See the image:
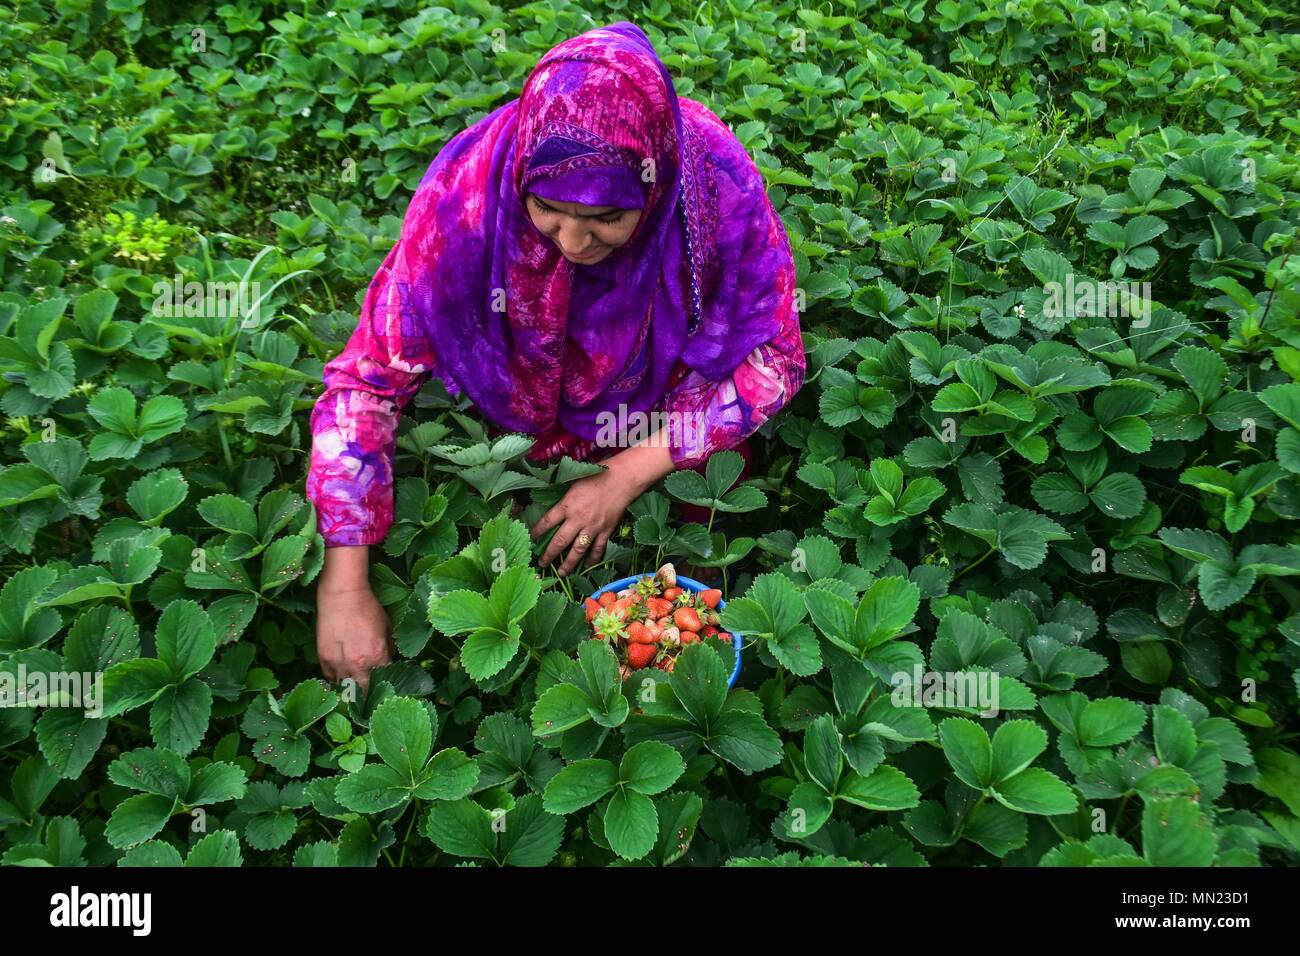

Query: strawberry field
(2, 0), (1299, 871)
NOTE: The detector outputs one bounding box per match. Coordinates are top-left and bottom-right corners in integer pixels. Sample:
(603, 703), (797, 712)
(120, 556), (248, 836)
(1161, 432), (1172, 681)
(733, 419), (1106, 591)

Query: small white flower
(1014, 304), (1026, 318)
(0, 215), (15, 225)
(326, 9), (336, 15)
(300, 107), (311, 117)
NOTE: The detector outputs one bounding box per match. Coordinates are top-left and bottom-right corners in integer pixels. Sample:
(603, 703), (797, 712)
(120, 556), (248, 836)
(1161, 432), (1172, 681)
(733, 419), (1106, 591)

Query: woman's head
(512, 30), (678, 266)
(524, 193), (642, 264)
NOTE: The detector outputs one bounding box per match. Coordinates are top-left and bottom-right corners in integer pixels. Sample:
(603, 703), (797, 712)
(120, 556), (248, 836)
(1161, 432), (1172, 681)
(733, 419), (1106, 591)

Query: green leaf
(620, 741), (685, 796)
(370, 696), (432, 781)
(1197, 560), (1255, 611)
(991, 768), (1078, 815)
(35, 710), (107, 780)
(498, 793), (565, 866)
(1089, 472), (1146, 519)
(603, 788), (659, 860)
(542, 759), (618, 814)
(671, 642), (729, 729)
(939, 718), (993, 789)
(1141, 797), (1217, 866)
(1153, 705), (1197, 767)
(335, 764), (410, 813)
(197, 494), (258, 537)
(414, 748), (478, 801)
(1077, 697), (1147, 747)
(105, 793), (176, 849)
(154, 599), (216, 681)
(837, 765), (920, 811)
(802, 715), (843, 793)
(707, 708), (782, 772)
(990, 720), (1047, 783)
(460, 628), (521, 683)
(785, 781), (834, 836)
(148, 680), (211, 756)
(137, 395), (187, 442)
(421, 799), (495, 860)
(1120, 641), (1173, 685)
(532, 683), (593, 737)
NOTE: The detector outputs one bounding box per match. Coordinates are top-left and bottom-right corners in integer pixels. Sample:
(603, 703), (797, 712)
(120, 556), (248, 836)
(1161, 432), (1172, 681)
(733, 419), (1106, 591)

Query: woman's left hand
(531, 442), (674, 575)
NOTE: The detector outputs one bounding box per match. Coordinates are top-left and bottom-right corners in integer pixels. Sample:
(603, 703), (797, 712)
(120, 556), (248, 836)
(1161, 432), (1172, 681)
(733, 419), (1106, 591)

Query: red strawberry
(699, 589), (722, 608)
(655, 654), (676, 673)
(598, 591), (617, 607)
(663, 587), (683, 601)
(626, 643), (657, 669)
(701, 624), (718, 638)
(644, 597), (674, 620)
(674, 607), (703, 633)
(584, 598), (601, 622)
(626, 622), (658, 645)
(679, 629), (700, 645)
(717, 631), (733, 645)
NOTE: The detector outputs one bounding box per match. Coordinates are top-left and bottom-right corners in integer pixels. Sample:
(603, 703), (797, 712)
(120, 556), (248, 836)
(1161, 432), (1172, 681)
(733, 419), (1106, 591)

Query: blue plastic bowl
(589, 573), (742, 689)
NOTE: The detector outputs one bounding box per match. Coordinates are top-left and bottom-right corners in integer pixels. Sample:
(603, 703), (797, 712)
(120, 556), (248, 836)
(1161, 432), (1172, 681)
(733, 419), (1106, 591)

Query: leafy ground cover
(1, 0), (1299, 867)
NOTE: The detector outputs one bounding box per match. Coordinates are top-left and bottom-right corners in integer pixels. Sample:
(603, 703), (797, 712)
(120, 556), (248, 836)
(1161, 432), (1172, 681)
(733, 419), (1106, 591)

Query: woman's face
(525, 192), (643, 265)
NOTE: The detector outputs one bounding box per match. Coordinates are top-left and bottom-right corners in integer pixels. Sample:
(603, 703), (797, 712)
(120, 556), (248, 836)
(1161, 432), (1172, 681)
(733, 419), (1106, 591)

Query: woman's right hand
(315, 545), (393, 694)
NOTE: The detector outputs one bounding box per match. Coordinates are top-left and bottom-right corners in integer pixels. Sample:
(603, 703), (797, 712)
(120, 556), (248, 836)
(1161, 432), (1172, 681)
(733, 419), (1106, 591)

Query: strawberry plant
(1, 0), (1298, 870)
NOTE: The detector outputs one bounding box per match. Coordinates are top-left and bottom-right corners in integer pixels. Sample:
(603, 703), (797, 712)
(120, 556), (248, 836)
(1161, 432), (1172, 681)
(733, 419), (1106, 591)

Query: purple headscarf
(397, 21), (793, 445)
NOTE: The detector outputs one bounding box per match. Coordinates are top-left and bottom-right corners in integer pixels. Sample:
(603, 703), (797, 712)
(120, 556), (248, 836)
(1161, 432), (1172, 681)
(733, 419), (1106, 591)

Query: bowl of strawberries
(583, 562), (741, 688)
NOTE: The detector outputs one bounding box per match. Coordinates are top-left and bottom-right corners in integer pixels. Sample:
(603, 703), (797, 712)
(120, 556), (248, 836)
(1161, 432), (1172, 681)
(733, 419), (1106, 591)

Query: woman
(307, 22), (804, 690)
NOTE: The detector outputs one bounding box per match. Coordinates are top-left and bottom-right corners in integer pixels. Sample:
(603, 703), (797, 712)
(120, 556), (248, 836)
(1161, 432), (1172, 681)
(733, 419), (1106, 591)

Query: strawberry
(699, 589), (722, 609)
(626, 621), (657, 645)
(679, 629), (700, 645)
(717, 631), (733, 645)
(598, 591), (617, 608)
(592, 608), (627, 643)
(654, 654), (676, 673)
(626, 642), (657, 670)
(674, 607), (703, 633)
(584, 598), (601, 622)
(660, 626), (681, 646)
(662, 587), (683, 601)
(644, 597), (674, 620)
(633, 576), (660, 599)
(701, 624), (718, 638)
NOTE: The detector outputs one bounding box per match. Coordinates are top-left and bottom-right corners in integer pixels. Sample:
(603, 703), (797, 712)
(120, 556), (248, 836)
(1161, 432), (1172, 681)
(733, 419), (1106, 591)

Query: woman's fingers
(530, 502), (566, 543)
(584, 532), (610, 569)
(557, 527), (595, 577)
(540, 518), (580, 567)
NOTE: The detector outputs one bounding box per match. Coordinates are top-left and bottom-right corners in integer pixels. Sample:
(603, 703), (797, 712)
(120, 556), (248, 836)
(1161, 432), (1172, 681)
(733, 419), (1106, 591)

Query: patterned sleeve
(306, 219), (438, 547)
(663, 298), (805, 469)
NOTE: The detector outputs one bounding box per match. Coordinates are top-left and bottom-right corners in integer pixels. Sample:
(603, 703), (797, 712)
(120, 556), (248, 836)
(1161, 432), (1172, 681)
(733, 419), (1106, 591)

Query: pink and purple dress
(306, 22), (805, 547)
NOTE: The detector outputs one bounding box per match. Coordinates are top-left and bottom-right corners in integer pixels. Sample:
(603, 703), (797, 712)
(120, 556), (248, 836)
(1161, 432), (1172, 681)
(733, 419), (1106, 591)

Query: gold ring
(575, 532), (592, 549)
